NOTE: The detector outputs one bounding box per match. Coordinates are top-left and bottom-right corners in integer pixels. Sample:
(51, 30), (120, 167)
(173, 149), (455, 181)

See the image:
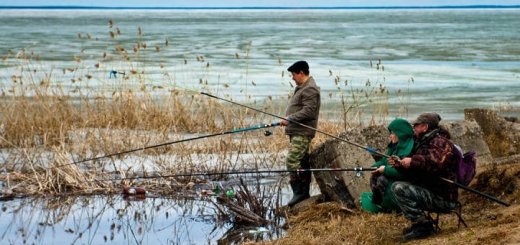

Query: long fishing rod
(441, 177), (510, 207)
(200, 92), (382, 157)
(91, 167), (378, 182)
(59, 122), (280, 168)
(199, 91), (511, 207)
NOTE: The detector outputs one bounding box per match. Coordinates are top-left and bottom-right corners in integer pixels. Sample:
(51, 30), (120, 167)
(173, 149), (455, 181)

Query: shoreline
(1, 5), (520, 10)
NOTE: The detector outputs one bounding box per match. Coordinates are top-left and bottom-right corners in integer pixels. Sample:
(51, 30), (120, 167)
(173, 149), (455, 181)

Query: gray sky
(1, 0), (519, 7)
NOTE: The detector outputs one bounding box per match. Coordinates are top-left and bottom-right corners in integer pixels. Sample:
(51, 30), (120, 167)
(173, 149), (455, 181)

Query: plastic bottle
(122, 186), (146, 195)
(213, 184), (222, 195)
(226, 189), (235, 198)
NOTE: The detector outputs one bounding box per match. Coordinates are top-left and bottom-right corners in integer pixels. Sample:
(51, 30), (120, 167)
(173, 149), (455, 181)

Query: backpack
(453, 145), (477, 186)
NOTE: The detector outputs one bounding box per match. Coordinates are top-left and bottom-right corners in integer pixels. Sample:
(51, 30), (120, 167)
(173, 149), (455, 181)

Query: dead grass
(257, 162), (520, 245)
(0, 23), (401, 197)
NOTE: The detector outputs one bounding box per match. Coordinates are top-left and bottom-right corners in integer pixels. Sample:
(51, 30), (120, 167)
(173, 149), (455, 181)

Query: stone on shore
(441, 120), (494, 166)
(308, 125), (388, 208)
(465, 108), (520, 158)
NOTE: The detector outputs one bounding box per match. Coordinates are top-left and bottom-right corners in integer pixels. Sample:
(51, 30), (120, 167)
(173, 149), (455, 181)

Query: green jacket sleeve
(383, 165), (405, 179)
(372, 159), (386, 167)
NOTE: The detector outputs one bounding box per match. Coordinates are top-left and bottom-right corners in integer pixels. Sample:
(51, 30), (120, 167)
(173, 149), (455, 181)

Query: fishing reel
(355, 167), (364, 178)
(264, 130), (273, 136)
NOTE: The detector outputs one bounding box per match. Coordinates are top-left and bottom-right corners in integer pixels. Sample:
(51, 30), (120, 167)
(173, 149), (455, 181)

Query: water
(0, 8), (519, 244)
(0, 195), (242, 244)
(0, 9), (519, 120)
(0, 179), (289, 244)
(1, 196), (217, 244)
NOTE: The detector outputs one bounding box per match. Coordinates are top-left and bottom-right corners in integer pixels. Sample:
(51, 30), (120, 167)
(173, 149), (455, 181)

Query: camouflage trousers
(285, 135), (312, 171)
(391, 181), (458, 223)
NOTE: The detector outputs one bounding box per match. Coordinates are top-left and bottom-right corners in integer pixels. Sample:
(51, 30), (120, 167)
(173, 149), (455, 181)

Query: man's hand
(390, 157), (412, 169)
(371, 165), (385, 175)
(388, 155), (400, 166)
(280, 119), (289, 126)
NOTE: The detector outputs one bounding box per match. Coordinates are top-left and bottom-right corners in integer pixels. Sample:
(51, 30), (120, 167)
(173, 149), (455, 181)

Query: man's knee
(286, 136), (310, 170)
(392, 181), (422, 204)
(391, 181), (410, 196)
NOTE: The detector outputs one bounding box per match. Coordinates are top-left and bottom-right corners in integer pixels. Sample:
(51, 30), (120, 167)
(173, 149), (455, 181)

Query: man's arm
(409, 137), (454, 172)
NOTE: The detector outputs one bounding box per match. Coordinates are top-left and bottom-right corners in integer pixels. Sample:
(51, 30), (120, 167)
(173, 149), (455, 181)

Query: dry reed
(0, 23), (407, 196)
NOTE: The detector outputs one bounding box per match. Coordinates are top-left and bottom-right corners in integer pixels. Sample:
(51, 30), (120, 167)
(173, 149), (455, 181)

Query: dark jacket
(285, 77), (320, 137)
(406, 127), (459, 202)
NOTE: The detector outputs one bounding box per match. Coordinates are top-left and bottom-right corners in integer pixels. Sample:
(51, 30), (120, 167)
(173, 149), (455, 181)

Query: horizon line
(1, 5), (520, 10)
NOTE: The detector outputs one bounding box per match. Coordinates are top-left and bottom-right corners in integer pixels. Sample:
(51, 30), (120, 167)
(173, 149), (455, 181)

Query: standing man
(390, 112), (459, 240)
(280, 61), (321, 207)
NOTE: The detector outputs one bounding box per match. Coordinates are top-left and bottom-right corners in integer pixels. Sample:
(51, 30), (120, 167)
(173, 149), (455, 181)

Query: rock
(504, 116), (518, 123)
(309, 125), (388, 208)
(465, 108), (520, 158)
(441, 120), (494, 166)
(495, 154), (520, 165)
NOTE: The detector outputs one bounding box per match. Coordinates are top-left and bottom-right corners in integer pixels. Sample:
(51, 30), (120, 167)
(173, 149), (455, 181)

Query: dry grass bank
(259, 162), (520, 244)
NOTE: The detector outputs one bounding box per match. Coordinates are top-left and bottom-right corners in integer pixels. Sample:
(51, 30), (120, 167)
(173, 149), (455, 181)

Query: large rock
(309, 125), (388, 208)
(441, 120), (494, 166)
(465, 108), (520, 158)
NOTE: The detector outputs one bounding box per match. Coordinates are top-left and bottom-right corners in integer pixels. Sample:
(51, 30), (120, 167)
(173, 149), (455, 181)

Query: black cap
(287, 61), (309, 74)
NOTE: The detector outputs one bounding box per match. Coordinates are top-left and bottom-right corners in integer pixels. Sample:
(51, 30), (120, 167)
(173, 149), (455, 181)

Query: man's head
(412, 112), (441, 136)
(288, 61), (310, 85)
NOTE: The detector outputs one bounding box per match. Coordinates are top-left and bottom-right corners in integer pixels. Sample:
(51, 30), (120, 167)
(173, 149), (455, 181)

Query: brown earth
(255, 161), (520, 245)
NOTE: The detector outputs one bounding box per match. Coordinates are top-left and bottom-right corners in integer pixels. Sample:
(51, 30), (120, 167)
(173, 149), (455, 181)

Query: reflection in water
(0, 178), (287, 244)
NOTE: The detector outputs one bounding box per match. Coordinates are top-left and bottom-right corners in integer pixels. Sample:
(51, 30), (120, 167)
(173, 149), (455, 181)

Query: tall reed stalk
(0, 22), (411, 195)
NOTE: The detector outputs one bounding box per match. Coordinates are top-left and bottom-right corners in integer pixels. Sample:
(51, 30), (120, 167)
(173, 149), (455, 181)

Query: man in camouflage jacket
(390, 112), (459, 240)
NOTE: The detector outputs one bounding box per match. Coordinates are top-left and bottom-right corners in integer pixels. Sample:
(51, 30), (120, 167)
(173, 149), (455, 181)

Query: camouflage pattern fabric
(392, 181), (458, 222)
(370, 174), (390, 205)
(404, 128), (459, 202)
(286, 135), (312, 171)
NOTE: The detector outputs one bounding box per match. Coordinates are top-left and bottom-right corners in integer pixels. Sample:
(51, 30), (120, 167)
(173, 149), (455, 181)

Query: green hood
(363, 118), (413, 213)
(387, 118), (414, 158)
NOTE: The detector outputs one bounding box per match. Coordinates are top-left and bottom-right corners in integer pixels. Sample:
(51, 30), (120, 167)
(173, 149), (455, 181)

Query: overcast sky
(1, 0), (519, 7)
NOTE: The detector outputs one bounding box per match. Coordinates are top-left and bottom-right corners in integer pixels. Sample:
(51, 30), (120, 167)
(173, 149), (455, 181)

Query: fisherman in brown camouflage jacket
(389, 112), (459, 241)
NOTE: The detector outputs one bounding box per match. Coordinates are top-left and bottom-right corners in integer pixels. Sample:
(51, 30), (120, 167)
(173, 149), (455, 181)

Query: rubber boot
(288, 154), (312, 207)
(299, 154), (312, 200)
(288, 174), (310, 207)
(403, 220), (435, 241)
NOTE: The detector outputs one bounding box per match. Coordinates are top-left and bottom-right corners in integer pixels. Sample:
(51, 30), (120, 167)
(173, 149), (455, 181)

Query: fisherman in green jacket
(361, 118), (414, 213)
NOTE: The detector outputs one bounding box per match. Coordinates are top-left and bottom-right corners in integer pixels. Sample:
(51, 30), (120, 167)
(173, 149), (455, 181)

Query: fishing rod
(59, 122), (280, 168)
(441, 177), (510, 207)
(200, 92), (382, 156)
(199, 91), (511, 207)
(91, 167), (378, 183)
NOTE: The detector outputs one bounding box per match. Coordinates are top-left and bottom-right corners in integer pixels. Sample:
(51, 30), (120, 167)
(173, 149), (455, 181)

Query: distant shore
(1, 5), (520, 10)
